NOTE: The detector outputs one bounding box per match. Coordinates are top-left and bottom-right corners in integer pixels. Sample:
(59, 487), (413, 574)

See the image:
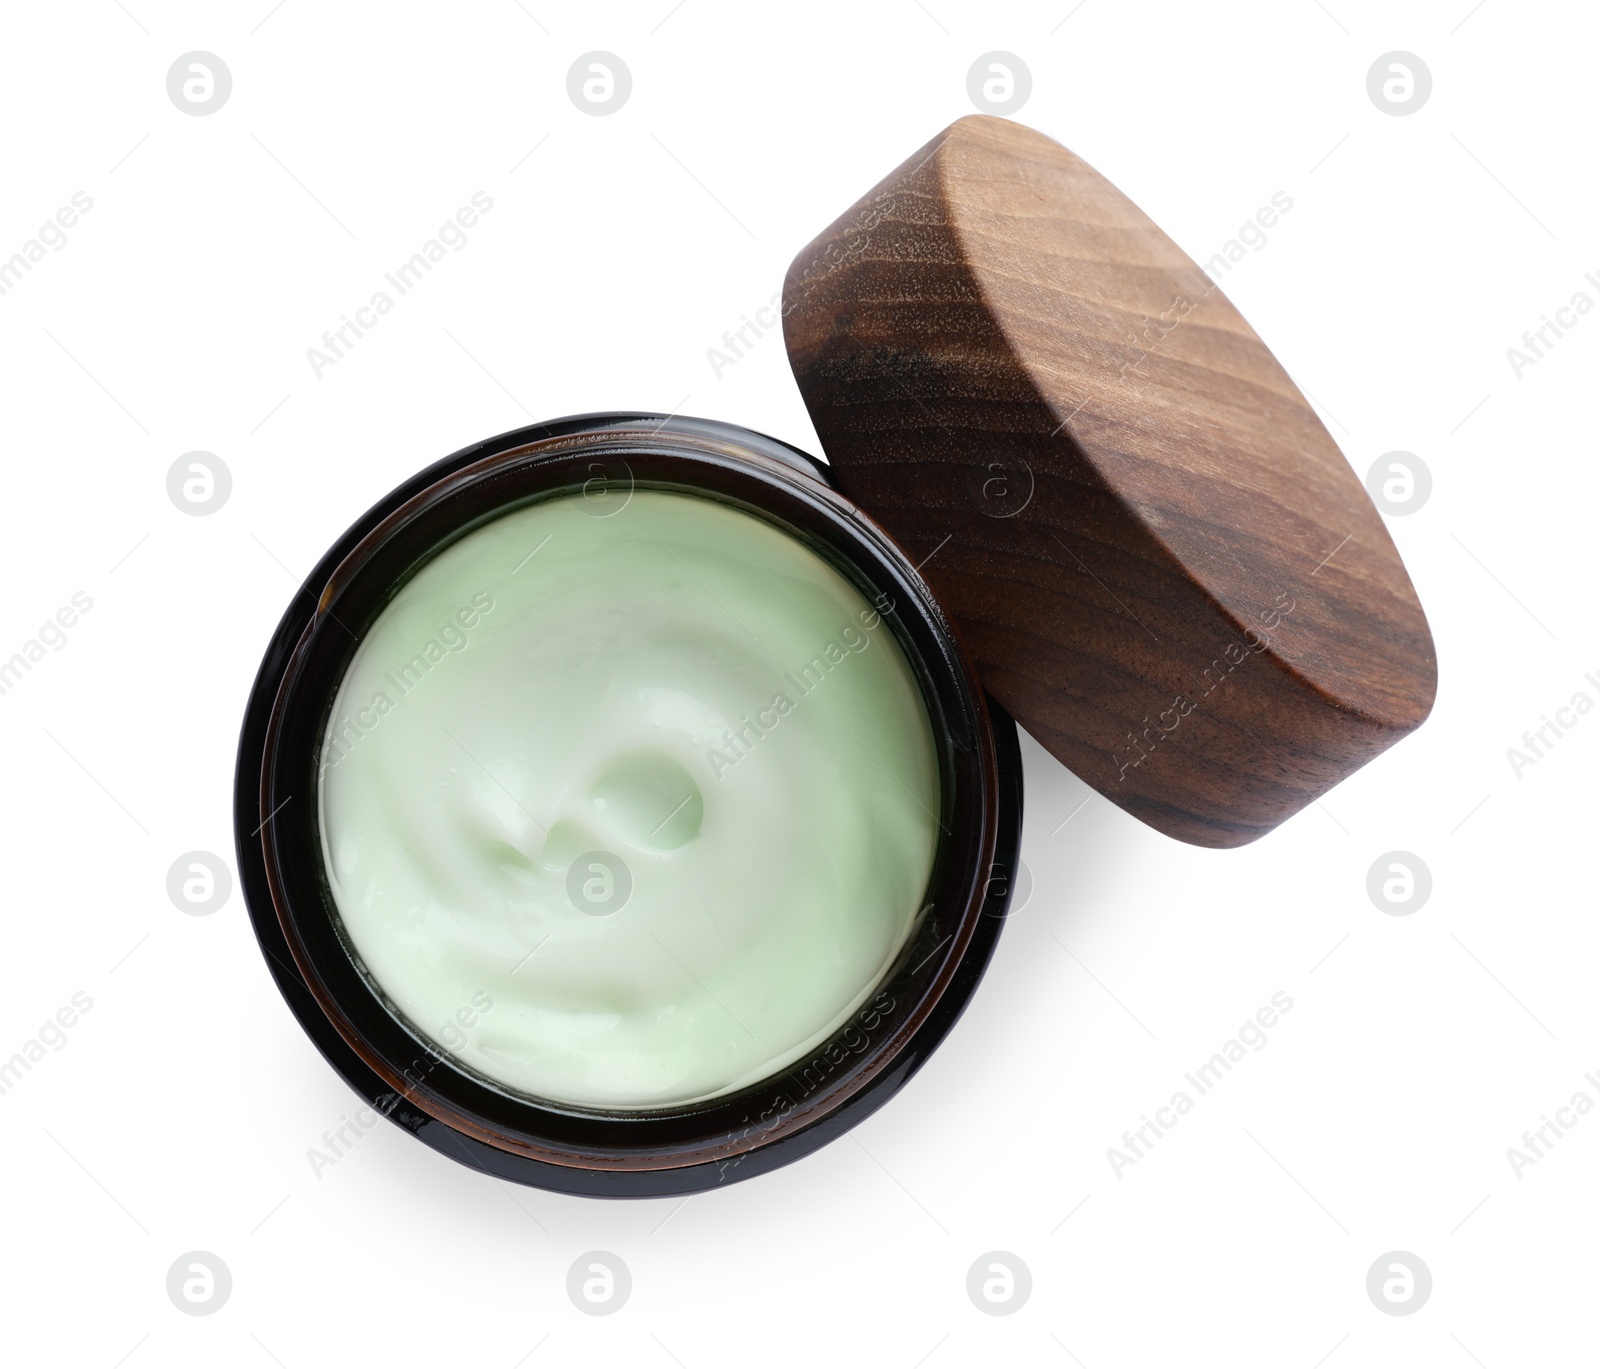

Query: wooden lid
(783, 115), (1436, 848)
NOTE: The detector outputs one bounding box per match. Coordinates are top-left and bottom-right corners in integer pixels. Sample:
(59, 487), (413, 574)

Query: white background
(0, 1), (1594, 1365)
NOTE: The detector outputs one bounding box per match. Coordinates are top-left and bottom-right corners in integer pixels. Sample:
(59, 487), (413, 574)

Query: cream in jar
(317, 489), (940, 1110)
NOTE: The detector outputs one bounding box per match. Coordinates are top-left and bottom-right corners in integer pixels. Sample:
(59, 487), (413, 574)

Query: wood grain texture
(783, 115), (1436, 848)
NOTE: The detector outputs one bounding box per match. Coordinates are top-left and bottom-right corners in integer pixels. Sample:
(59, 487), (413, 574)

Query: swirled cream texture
(318, 489), (940, 1110)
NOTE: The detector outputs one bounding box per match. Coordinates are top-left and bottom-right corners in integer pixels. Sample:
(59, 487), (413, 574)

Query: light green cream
(317, 489), (940, 1110)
